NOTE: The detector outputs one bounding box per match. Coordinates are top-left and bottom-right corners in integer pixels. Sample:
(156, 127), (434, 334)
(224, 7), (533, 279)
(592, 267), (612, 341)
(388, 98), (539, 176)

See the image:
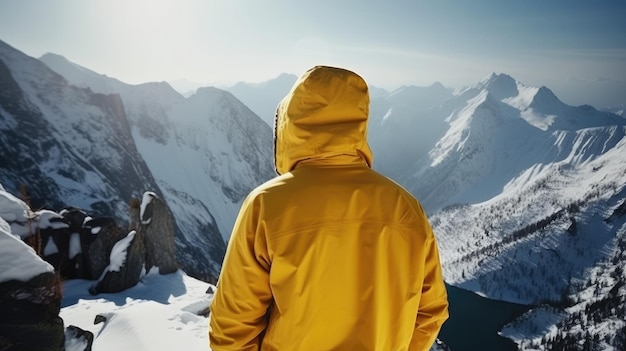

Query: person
(209, 65), (448, 350)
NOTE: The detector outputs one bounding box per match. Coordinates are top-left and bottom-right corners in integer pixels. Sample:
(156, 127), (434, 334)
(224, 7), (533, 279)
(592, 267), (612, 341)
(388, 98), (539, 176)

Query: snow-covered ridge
(4, 36), (626, 348)
(39, 51), (275, 242)
(2, 40), (233, 280)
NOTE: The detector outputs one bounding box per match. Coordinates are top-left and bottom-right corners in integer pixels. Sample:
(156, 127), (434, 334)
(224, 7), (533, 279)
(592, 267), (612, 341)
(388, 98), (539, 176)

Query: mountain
(188, 69), (625, 347)
(226, 73), (298, 126)
(368, 82), (454, 180)
(168, 78), (203, 98)
(0, 42), (160, 226)
(226, 73), (454, 182)
(39, 52), (277, 280)
(381, 73), (626, 212)
(42, 52), (278, 280)
(377, 73), (626, 349)
(4, 36), (625, 348)
(601, 104), (626, 118)
(1, 41), (277, 282)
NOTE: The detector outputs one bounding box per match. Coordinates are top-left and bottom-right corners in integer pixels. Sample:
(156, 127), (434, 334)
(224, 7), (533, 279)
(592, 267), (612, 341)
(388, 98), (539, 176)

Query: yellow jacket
(209, 66), (448, 350)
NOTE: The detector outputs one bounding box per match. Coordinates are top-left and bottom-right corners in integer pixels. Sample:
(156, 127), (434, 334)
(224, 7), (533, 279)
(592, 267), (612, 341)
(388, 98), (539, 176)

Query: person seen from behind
(209, 65), (449, 350)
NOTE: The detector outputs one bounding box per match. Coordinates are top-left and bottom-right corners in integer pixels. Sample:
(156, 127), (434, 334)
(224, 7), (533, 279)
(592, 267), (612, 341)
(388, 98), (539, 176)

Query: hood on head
(274, 65), (373, 175)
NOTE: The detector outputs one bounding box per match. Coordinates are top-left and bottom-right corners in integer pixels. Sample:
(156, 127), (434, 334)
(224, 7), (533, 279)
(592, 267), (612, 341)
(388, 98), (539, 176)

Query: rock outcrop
(1, 185), (180, 295)
(89, 230), (145, 295)
(0, 226), (64, 351)
(137, 192), (178, 274)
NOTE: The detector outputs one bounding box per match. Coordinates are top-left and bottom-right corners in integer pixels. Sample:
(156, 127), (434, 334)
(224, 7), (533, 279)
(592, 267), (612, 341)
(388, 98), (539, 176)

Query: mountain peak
(388, 83), (453, 108)
(479, 73), (518, 100)
(274, 72), (298, 83)
(528, 85), (564, 113)
(430, 81), (446, 90)
(40, 52), (103, 78)
(188, 86), (243, 109)
(40, 52), (66, 61)
(136, 81), (182, 97)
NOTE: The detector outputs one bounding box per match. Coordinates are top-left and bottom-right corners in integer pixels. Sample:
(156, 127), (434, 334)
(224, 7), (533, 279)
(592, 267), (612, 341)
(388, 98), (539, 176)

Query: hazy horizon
(1, 0), (625, 107)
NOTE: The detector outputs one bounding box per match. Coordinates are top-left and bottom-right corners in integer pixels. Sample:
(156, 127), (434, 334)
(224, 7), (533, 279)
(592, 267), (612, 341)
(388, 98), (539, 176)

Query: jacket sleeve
(410, 222), (449, 351)
(209, 195), (272, 351)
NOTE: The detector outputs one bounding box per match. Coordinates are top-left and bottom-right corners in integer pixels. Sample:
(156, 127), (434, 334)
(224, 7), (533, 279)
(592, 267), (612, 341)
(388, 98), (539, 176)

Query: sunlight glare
(119, 0), (181, 35)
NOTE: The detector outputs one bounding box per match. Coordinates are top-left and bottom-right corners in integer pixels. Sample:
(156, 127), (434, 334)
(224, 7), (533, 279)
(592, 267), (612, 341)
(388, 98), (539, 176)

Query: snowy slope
(402, 75), (626, 303)
(396, 73), (626, 212)
(60, 269), (452, 351)
(40, 53), (275, 241)
(61, 269), (215, 351)
(2, 42), (229, 281)
(40, 52), (276, 280)
(3, 182), (452, 351)
(387, 73), (626, 349)
(367, 83), (453, 181)
(226, 73), (298, 126)
(6, 40), (625, 348)
(0, 40), (159, 222)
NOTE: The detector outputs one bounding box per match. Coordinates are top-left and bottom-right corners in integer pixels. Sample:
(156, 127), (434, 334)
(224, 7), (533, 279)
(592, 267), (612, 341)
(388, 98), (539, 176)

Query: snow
(69, 233), (81, 259)
(89, 230), (137, 293)
(1, 45), (624, 349)
(500, 306), (566, 343)
(39, 52), (275, 245)
(36, 209), (70, 230)
(109, 230), (136, 272)
(61, 269), (214, 351)
(0, 226), (54, 283)
(0, 215), (10, 233)
(60, 270), (450, 350)
(0, 189), (29, 222)
(0, 186), (32, 238)
(82, 216), (93, 225)
(64, 328), (90, 351)
(43, 236), (59, 256)
(381, 107), (393, 123)
(140, 192), (155, 225)
(0, 186), (56, 282)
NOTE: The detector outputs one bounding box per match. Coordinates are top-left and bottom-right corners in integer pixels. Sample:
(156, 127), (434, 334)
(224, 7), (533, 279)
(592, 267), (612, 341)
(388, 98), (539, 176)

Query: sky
(0, 0), (625, 107)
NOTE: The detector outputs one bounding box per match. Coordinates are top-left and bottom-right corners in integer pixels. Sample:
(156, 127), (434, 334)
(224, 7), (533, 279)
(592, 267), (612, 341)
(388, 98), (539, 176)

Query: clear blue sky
(0, 0), (624, 107)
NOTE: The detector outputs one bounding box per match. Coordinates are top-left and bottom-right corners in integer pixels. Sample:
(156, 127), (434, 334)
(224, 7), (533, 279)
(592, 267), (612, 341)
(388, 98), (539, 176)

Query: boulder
(82, 217), (121, 280)
(64, 325), (94, 351)
(36, 208), (80, 279)
(89, 230), (145, 295)
(138, 192), (177, 274)
(0, 229), (64, 351)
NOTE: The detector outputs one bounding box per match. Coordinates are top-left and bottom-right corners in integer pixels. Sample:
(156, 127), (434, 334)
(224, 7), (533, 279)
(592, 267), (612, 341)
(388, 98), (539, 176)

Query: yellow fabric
(209, 66), (448, 351)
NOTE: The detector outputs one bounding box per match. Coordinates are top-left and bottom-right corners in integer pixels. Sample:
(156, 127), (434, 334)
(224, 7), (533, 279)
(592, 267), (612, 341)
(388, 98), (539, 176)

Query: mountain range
(227, 66), (626, 349)
(1, 37), (625, 349)
(1, 40), (276, 282)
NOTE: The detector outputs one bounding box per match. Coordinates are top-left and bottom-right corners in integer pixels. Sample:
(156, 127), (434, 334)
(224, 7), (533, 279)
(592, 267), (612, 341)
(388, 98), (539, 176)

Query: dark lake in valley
(438, 284), (531, 351)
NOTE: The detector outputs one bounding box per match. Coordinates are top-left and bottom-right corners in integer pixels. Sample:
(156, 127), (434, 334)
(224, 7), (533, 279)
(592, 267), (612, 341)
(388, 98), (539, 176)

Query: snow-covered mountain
(392, 73), (625, 212)
(0, 41), (159, 227)
(367, 82), (454, 181)
(226, 72), (298, 127)
(189, 69), (625, 347)
(1, 40), (277, 282)
(375, 73), (626, 349)
(602, 104), (625, 118)
(3, 35), (625, 348)
(40, 53), (274, 241)
(40, 52), (278, 280)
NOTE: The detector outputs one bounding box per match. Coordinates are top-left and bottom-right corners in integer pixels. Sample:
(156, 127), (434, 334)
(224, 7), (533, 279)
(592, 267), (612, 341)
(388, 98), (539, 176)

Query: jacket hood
(274, 65), (373, 175)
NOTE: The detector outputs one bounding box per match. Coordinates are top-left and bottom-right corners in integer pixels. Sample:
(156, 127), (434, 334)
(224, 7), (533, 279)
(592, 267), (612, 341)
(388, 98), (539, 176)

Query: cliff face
(0, 40), (238, 280)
